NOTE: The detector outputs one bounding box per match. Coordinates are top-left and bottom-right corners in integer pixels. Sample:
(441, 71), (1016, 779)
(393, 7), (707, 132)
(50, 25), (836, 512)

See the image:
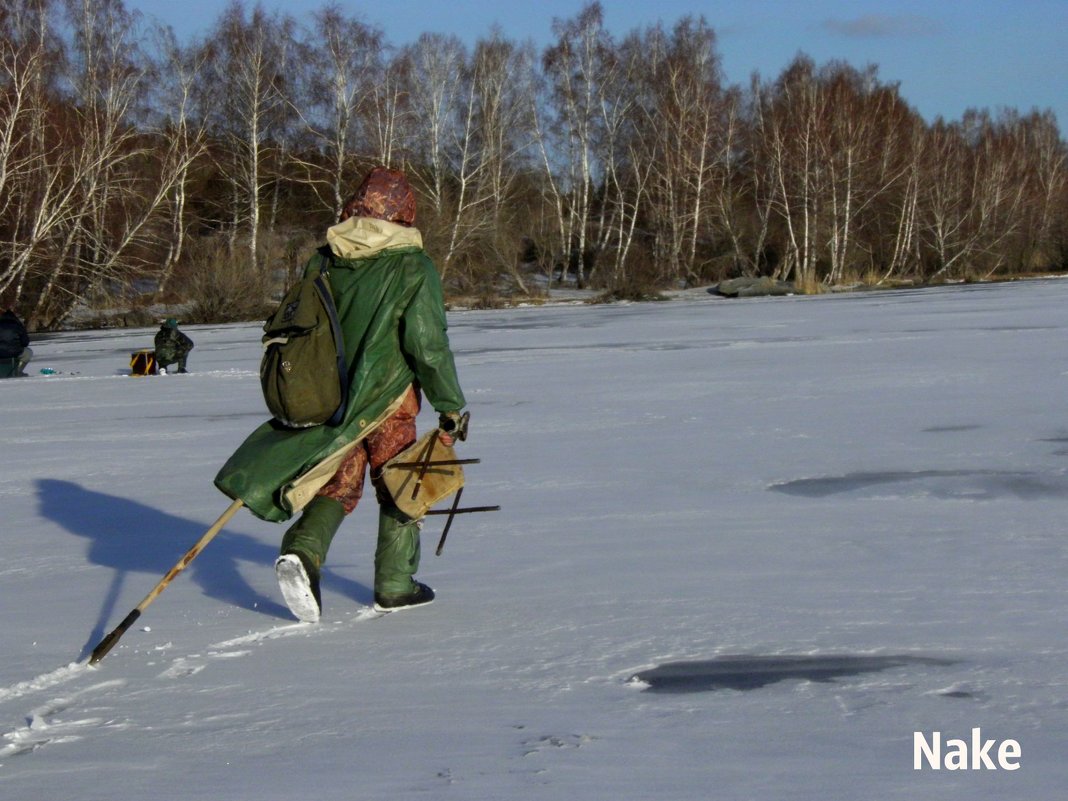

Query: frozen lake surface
(2, 279), (1066, 799)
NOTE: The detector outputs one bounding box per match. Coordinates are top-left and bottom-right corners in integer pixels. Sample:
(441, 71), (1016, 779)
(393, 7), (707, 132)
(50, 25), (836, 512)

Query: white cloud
(824, 14), (940, 38)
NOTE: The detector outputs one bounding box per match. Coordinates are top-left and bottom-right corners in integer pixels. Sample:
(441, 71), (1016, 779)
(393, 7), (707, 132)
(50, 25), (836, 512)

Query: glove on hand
(438, 411), (469, 442)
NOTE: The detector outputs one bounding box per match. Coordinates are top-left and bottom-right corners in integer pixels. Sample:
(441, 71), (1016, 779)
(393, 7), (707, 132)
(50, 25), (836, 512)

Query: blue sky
(126, 0), (1068, 127)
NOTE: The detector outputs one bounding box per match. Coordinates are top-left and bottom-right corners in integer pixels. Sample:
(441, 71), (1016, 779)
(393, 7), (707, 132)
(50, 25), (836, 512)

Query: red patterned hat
(340, 166), (416, 226)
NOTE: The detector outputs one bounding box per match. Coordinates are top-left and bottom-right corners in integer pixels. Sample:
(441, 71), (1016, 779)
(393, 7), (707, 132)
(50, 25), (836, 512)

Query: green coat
(154, 325), (193, 362)
(214, 218), (466, 522)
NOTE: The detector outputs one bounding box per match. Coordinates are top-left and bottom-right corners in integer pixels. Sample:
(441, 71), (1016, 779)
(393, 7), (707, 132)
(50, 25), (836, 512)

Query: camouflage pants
(317, 386), (420, 514)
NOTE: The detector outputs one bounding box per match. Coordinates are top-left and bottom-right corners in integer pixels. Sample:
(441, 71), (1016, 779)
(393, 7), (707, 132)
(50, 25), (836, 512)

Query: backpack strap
(316, 245), (333, 276)
(313, 247), (349, 426)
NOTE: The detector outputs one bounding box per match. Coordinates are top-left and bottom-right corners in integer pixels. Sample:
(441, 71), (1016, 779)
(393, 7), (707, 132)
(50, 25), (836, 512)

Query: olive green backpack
(260, 251), (349, 428)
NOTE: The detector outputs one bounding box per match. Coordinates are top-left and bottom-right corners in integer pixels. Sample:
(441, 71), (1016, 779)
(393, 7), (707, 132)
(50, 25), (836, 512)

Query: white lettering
(971, 727), (996, 770)
(914, 731), (941, 769)
(945, 738), (968, 770)
(998, 739), (1022, 770)
(913, 728), (1021, 771)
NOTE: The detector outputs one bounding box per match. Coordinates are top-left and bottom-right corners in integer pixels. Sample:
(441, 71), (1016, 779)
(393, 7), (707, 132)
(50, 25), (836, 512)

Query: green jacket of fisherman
(214, 216), (466, 522)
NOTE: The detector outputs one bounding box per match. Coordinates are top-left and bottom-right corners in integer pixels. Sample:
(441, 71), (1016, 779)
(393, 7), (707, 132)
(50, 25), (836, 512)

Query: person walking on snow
(154, 318), (194, 374)
(214, 166), (466, 622)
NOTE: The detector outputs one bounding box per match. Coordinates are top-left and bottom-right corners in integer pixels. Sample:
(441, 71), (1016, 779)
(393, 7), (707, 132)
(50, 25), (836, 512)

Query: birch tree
(753, 56), (825, 286)
(0, 0), (59, 304)
(202, 1), (295, 273)
(365, 46), (409, 167)
(401, 32), (465, 220)
(452, 31), (536, 288)
(151, 25), (209, 296)
(1017, 110), (1067, 269)
(539, 2), (610, 286)
(594, 27), (648, 287)
(640, 17), (723, 284)
(300, 5), (382, 219)
(32, 0), (179, 326)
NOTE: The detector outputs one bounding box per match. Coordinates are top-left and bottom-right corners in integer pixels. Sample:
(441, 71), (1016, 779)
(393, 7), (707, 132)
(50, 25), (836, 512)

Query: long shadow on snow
(36, 479), (372, 660)
(632, 654), (956, 693)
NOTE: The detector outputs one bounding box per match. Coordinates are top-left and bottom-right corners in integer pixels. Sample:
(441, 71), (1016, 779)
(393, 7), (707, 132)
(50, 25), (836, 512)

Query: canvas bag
(380, 429), (466, 519)
(260, 254), (348, 428)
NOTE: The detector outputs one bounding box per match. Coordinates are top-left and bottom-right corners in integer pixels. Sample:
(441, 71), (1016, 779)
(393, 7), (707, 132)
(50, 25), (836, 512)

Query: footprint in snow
(0, 680), (128, 759)
(158, 659), (206, 680)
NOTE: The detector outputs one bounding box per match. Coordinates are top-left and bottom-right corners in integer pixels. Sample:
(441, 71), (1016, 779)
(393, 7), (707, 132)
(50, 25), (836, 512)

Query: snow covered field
(2, 279), (1067, 800)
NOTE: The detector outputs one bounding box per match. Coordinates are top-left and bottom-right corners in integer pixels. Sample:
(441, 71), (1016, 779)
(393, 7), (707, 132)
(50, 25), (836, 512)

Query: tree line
(2, 0), (1065, 329)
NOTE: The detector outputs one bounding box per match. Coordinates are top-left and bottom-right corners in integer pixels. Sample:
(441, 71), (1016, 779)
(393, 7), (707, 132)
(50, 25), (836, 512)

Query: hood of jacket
(326, 216), (423, 261)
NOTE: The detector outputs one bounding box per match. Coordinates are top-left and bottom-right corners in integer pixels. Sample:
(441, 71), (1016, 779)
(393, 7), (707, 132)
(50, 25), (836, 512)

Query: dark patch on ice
(461, 306), (650, 334)
(768, 469), (1068, 500)
(922, 424), (982, 433)
(939, 690), (974, 699)
(982, 325), (1060, 333)
(521, 734), (593, 755)
(631, 654), (955, 693)
(1039, 435), (1068, 457)
(456, 341), (700, 358)
(141, 411), (265, 422)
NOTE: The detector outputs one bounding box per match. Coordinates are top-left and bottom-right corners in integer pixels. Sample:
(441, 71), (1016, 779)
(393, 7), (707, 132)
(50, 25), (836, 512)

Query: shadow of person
(36, 479), (297, 660)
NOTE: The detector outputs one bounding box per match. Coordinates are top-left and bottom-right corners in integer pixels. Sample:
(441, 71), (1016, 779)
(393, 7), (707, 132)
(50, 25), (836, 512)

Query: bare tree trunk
(204, 5), (296, 275)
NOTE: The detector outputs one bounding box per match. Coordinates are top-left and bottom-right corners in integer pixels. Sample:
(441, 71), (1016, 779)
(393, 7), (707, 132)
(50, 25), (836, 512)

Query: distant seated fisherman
(0, 309), (32, 378)
(154, 318), (194, 374)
